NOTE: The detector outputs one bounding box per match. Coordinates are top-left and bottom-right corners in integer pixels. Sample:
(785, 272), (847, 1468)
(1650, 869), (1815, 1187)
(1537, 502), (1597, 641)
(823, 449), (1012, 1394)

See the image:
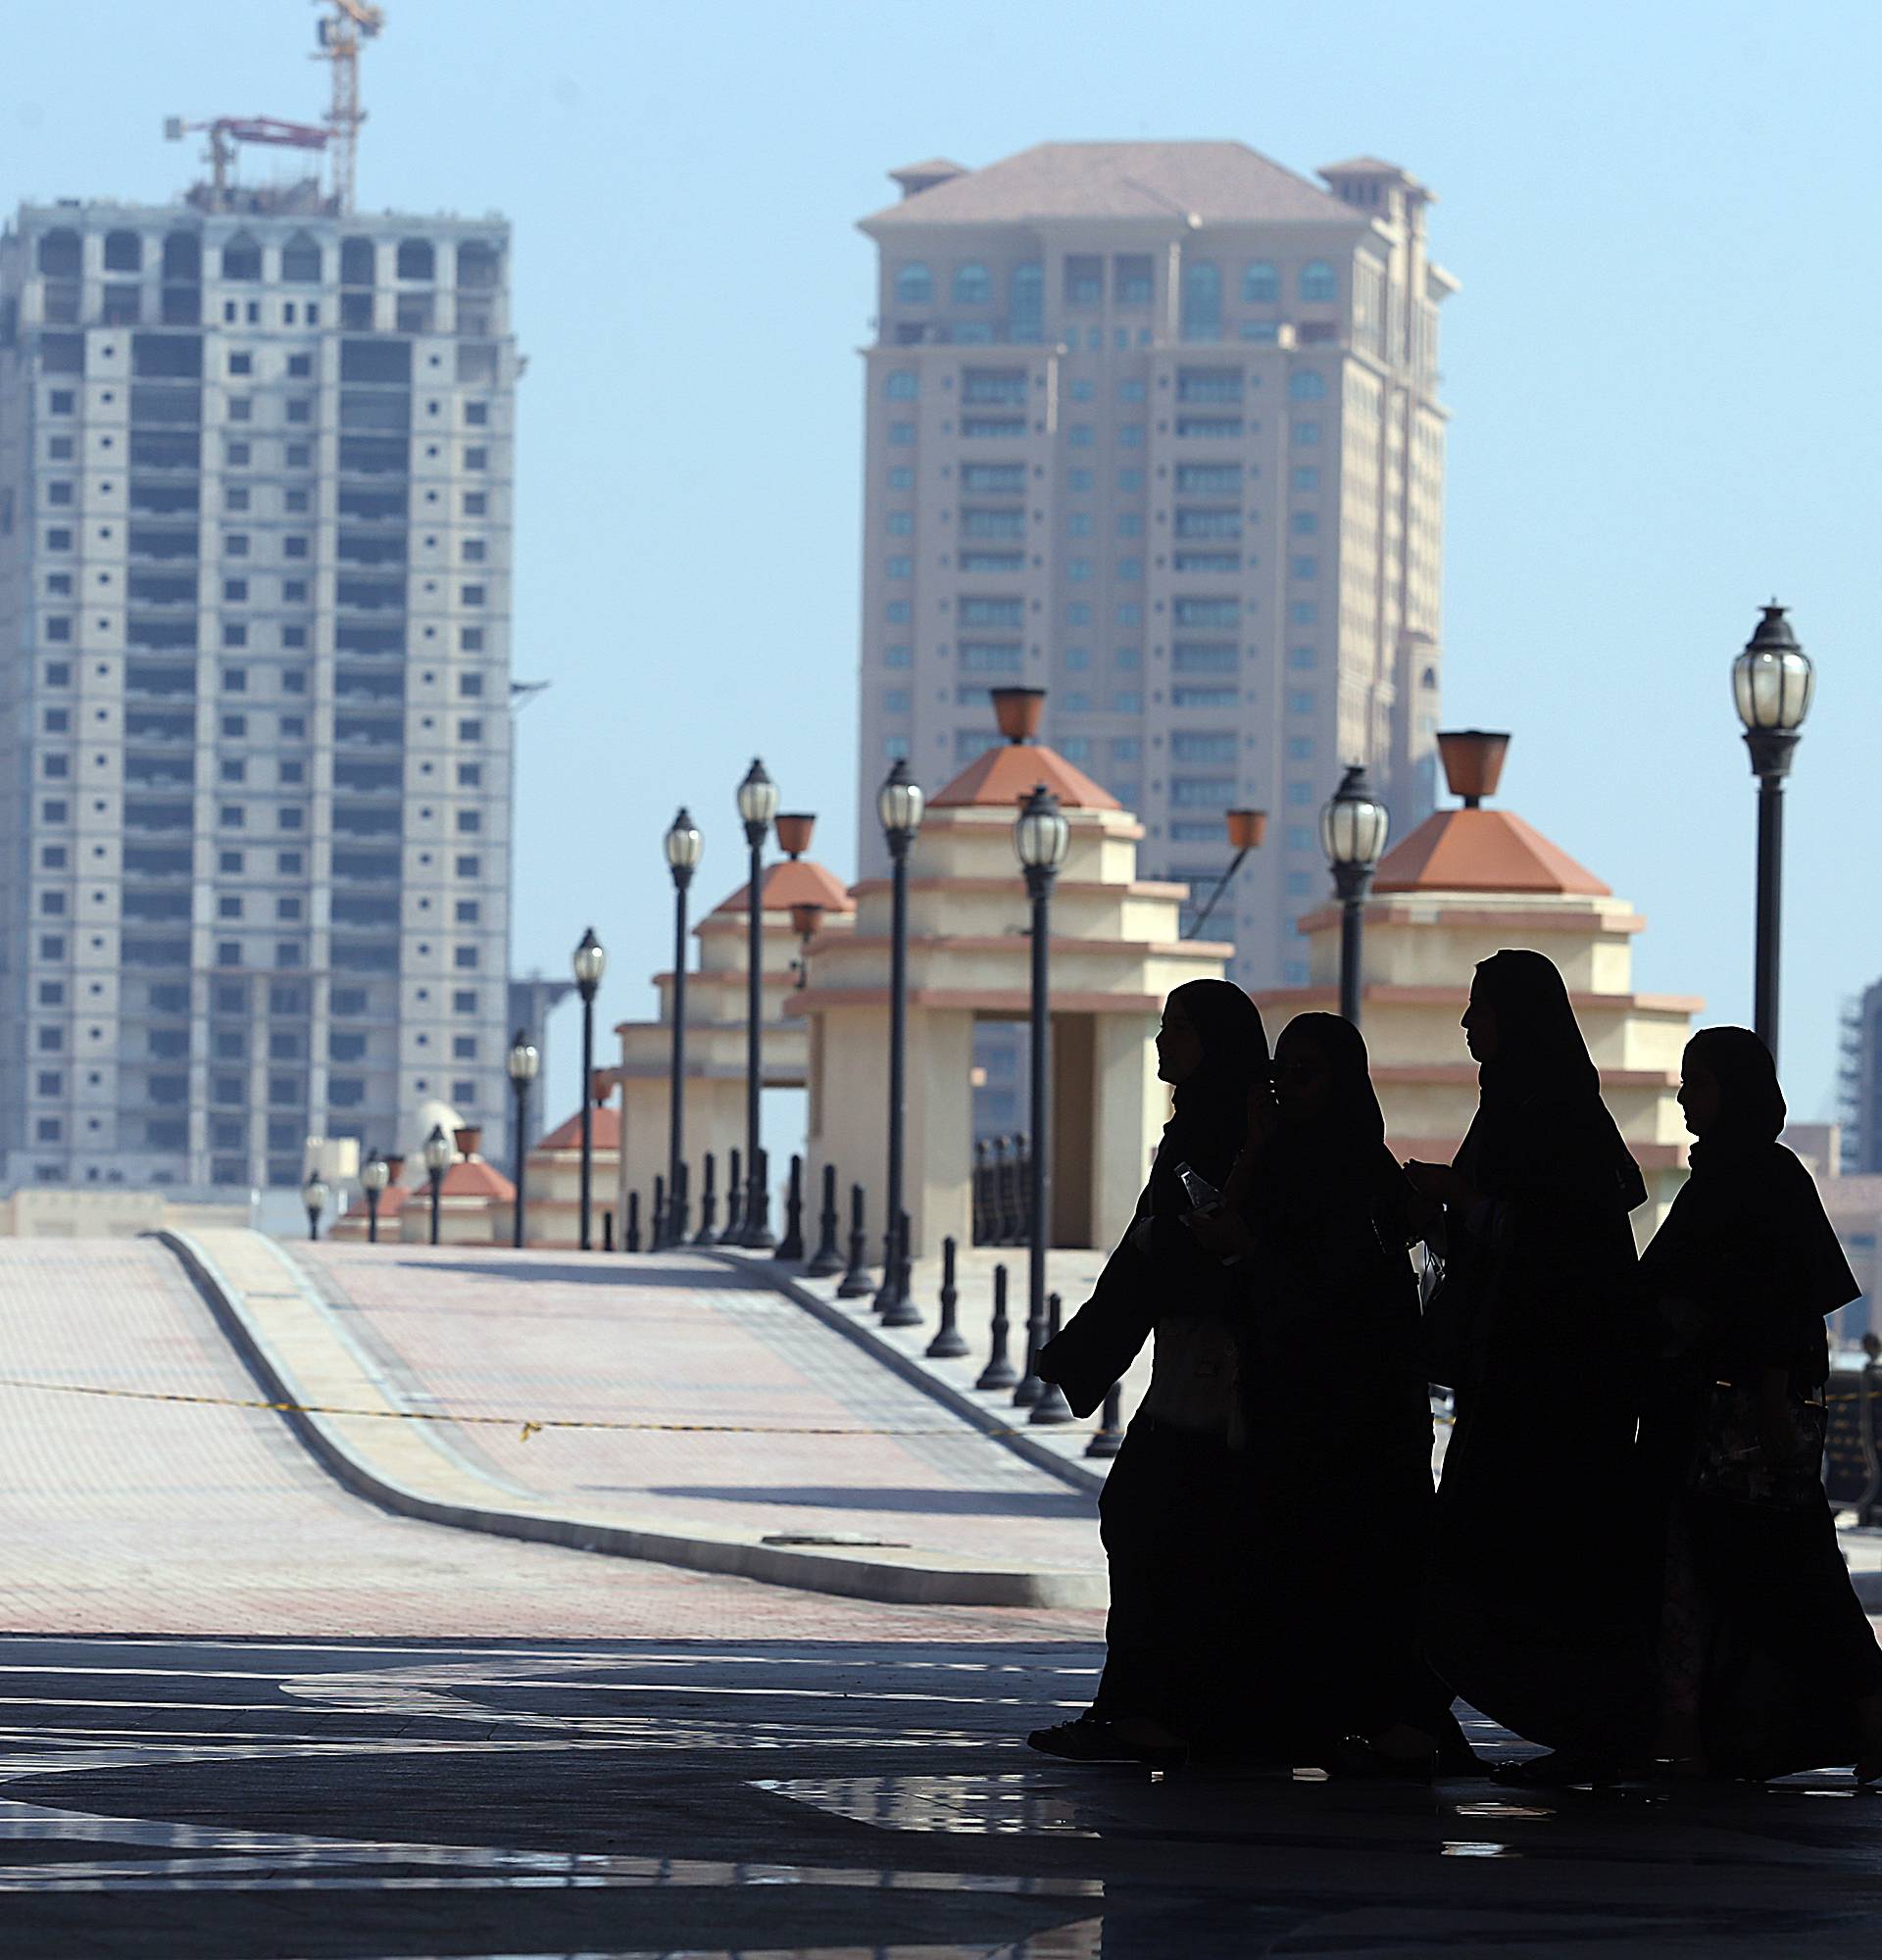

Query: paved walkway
(278, 1237), (1104, 1597)
(0, 1237), (1097, 1642)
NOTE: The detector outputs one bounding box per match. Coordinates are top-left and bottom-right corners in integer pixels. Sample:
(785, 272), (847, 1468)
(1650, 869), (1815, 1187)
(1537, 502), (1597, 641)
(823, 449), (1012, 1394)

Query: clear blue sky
(7, 0), (1879, 1128)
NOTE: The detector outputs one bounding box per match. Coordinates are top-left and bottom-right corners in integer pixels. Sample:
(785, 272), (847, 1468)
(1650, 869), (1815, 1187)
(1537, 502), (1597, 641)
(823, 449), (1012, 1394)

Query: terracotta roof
(533, 1106), (621, 1153)
(710, 858), (854, 917)
(929, 741), (1120, 812)
(860, 141), (1358, 229)
(440, 1158), (515, 1200)
(1372, 808), (1610, 898)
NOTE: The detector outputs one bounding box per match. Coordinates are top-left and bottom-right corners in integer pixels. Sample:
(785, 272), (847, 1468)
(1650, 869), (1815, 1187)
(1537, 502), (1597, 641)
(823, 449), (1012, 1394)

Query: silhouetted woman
(1640, 1025), (1882, 1781)
(1408, 949), (1654, 1783)
(1029, 978), (1270, 1766)
(1200, 1011), (1473, 1772)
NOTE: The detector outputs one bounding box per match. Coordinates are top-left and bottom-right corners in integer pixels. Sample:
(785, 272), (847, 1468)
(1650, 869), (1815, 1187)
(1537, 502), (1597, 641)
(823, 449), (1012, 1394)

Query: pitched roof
(534, 1106), (621, 1153)
(930, 741), (1120, 812)
(710, 858), (854, 917)
(1372, 808), (1610, 898)
(440, 1157), (516, 1200)
(860, 141), (1358, 229)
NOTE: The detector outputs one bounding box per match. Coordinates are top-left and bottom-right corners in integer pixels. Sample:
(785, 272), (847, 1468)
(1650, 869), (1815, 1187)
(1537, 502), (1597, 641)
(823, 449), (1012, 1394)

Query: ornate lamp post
(1014, 783), (1069, 1369)
(1732, 602), (1814, 1061)
(571, 927), (607, 1250)
(422, 1123), (452, 1246)
(874, 759), (926, 1325)
(360, 1152), (389, 1245)
(1320, 763), (1390, 1026)
(1188, 806), (1267, 939)
(506, 1029), (540, 1250)
(661, 808), (704, 1248)
(735, 760), (779, 1247)
(302, 1171), (328, 1244)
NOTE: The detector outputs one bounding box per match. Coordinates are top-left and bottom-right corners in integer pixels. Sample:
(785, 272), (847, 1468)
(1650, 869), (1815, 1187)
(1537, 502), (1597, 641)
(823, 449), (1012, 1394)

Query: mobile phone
(1175, 1161), (1222, 1212)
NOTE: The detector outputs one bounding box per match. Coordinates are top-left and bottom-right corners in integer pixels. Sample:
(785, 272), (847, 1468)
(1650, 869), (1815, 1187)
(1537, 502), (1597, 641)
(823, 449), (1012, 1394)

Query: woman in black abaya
(1029, 978), (1269, 1766)
(1409, 949), (1655, 1782)
(1640, 1026), (1882, 1782)
(1203, 1012), (1473, 1771)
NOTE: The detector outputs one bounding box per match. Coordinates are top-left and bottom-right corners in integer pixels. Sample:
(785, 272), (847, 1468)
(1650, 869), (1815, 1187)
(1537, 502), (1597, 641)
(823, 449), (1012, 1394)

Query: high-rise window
(1181, 262), (1221, 342)
(952, 263), (992, 305)
(1301, 260), (1338, 302)
(1242, 261), (1280, 303)
(893, 262), (932, 305)
(1010, 264), (1043, 342)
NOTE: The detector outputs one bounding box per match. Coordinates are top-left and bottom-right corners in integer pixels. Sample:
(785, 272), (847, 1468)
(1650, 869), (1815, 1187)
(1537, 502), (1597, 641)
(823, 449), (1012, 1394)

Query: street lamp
(1320, 763), (1389, 1026)
(662, 807), (703, 1249)
(1188, 806), (1267, 938)
(875, 758), (925, 1325)
(1733, 601), (1813, 1061)
(303, 1170), (328, 1243)
(506, 1029), (540, 1250)
(422, 1123), (452, 1247)
(1014, 782), (1069, 1367)
(736, 759), (779, 1247)
(360, 1151), (389, 1245)
(572, 927), (607, 1251)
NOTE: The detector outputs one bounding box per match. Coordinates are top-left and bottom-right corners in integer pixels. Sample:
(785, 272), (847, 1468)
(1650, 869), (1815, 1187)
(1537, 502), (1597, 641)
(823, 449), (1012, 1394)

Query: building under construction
(0, 7), (520, 1193)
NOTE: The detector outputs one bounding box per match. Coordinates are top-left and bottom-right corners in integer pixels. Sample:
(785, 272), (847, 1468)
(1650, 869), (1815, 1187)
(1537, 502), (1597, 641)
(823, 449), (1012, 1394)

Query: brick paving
(0, 1239), (1101, 1642)
(291, 1241), (1105, 1571)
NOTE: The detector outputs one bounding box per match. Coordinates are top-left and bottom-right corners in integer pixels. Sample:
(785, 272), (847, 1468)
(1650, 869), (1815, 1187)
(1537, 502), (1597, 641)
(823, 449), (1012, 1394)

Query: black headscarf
(1152, 979), (1268, 1218)
(1274, 1011), (1386, 1164)
(1646, 1026), (1857, 1332)
(1455, 948), (1648, 1214)
(1683, 1025), (1786, 1157)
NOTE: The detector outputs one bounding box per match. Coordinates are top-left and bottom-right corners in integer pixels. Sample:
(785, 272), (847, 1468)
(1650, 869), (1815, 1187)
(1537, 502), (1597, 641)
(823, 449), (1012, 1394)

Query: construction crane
(313, 0), (386, 216)
(163, 115), (330, 212)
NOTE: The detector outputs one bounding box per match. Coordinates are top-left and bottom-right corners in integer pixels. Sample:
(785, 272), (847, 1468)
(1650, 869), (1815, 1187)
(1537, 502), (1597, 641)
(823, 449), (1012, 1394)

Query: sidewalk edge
(702, 1250), (1105, 1498)
(153, 1229), (1104, 1612)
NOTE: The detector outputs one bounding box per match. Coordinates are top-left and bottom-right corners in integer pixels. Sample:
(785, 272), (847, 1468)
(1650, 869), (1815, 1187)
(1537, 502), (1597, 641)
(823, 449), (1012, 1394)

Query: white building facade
(0, 196), (518, 1192)
(853, 143), (1454, 1129)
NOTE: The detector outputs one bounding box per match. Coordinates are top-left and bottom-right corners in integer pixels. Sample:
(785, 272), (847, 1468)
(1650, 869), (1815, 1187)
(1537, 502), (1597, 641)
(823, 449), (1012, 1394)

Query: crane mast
(314, 0), (385, 216)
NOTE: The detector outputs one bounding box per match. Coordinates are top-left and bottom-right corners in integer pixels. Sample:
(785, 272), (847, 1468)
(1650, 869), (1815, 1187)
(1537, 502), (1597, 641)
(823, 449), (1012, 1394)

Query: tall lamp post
(303, 1171), (327, 1244)
(875, 759), (925, 1324)
(361, 1152), (388, 1245)
(1188, 806), (1267, 939)
(1320, 763), (1390, 1026)
(571, 928), (607, 1250)
(506, 1029), (540, 1250)
(1732, 602), (1813, 1062)
(735, 760), (779, 1247)
(1014, 783), (1069, 1365)
(422, 1123), (451, 1246)
(663, 808), (703, 1249)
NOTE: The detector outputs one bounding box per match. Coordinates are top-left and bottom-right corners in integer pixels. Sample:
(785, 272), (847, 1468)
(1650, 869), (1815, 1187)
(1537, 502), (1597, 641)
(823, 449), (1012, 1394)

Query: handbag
(1690, 1382), (1826, 1510)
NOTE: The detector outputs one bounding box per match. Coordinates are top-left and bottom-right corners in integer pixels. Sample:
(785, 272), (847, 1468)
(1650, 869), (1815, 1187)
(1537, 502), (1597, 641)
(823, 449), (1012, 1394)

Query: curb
(701, 1250), (1105, 1498)
(153, 1229), (1105, 1612)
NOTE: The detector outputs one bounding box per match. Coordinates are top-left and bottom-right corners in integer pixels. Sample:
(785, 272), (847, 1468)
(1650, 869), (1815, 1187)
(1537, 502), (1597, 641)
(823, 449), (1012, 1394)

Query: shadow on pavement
(632, 1484), (1097, 1519)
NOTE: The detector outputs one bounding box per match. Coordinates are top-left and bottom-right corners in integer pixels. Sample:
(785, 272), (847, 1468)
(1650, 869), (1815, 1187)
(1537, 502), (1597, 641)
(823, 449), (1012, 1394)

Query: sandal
(1025, 1713), (1137, 1763)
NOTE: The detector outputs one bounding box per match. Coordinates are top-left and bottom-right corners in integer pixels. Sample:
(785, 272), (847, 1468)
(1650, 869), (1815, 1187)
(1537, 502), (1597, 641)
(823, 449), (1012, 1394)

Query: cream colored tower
(853, 143), (1454, 1016)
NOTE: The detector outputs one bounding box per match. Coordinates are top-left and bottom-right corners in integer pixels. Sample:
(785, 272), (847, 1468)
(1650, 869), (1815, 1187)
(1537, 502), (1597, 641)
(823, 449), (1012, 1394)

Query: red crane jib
(215, 117), (329, 151)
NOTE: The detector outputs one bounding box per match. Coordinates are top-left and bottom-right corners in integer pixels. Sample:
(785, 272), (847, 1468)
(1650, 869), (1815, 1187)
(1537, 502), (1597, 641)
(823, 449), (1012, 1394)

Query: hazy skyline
(6, 0), (1879, 1133)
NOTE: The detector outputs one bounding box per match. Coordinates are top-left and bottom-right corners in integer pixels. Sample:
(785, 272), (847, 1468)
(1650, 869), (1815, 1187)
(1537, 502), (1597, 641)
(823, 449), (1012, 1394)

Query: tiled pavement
(285, 1239), (1106, 1579)
(8, 1238), (1882, 1954)
(0, 1237), (1099, 1642)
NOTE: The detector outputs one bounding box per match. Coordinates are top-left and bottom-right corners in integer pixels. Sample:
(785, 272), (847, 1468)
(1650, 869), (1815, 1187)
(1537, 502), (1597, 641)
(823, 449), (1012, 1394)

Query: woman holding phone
(1029, 978), (1269, 1768)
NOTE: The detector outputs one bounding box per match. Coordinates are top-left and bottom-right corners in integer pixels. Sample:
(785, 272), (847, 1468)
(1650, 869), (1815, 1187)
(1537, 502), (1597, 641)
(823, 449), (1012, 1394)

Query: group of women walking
(1031, 950), (1882, 1785)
